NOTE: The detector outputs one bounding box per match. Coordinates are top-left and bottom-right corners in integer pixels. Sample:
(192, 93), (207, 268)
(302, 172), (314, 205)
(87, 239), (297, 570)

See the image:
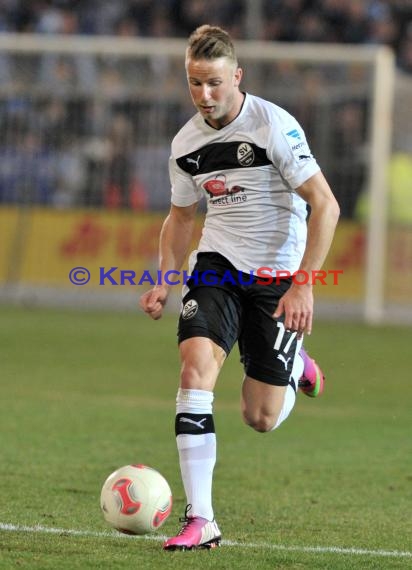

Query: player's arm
(159, 202), (198, 279)
(274, 171), (340, 335)
(139, 203), (198, 320)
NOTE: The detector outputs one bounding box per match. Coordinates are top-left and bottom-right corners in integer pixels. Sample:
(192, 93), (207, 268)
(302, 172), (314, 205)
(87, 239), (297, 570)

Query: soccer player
(139, 24), (340, 550)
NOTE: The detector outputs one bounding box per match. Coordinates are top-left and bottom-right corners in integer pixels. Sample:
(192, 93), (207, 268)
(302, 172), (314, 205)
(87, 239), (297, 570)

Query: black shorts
(178, 252), (299, 386)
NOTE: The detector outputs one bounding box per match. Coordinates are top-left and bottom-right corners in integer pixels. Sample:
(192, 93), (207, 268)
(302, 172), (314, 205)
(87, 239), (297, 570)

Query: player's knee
(242, 410), (277, 433)
(180, 362), (202, 389)
(180, 361), (216, 391)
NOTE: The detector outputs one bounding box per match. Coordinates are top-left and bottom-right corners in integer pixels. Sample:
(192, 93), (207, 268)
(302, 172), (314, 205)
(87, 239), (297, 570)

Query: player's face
(186, 57), (243, 129)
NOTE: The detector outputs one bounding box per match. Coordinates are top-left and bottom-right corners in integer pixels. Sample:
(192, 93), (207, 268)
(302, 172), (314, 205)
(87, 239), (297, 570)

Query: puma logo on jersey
(179, 417), (207, 429)
(277, 354), (292, 370)
(186, 155), (201, 169)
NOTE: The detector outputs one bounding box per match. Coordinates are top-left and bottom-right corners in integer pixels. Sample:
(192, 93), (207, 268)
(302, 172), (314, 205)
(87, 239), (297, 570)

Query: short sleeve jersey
(169, 93), (320, 274)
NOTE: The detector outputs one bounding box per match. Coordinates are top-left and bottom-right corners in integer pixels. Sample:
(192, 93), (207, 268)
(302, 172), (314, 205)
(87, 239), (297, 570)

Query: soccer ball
(100, 464), (173, 535)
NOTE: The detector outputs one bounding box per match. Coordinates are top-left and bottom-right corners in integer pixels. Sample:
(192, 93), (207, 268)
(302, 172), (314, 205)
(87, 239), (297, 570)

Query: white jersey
(169, 93), (320, 274)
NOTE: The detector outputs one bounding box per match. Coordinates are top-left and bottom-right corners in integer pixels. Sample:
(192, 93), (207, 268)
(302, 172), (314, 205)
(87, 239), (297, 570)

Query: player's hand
(273, 283), (313, 337)
(139, 285), (169, 320)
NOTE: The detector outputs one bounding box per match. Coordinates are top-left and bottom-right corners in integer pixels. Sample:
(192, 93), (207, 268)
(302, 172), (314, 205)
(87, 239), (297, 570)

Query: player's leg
(241, 336), (303, 432)
(241, 381), (288, 432)
(176, 336), (224, 522)
(239, 279), (303, 432)
(241, 343), (326, 430)
(163, 336), (224, 551)
(239, 277), (325, 428)
(164, 285), (240, 550)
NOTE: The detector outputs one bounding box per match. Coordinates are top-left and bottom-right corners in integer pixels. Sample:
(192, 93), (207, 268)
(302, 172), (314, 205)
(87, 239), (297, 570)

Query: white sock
(272, 383), (296, 429)
(175, 388), (216, 521)
(272, 339), (304, 430)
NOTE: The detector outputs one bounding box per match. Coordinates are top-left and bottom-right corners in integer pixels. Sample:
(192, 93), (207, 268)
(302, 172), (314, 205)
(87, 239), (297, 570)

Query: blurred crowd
(0, 0), (410, 216)
(0, 0), (411, 73)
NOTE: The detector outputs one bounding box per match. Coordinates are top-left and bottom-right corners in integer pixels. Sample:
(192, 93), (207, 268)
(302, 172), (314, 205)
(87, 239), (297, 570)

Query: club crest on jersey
(237, 142), (255, 166)
(182, 299), (198, 320)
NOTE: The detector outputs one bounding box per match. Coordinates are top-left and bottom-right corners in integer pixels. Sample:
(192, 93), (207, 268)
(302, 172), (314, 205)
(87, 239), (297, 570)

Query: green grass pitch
(0, 305), (411, 569)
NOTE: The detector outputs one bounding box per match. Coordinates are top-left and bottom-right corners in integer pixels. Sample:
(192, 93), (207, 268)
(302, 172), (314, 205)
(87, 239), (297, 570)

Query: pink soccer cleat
(298, 347), (325, 398)
(163, 506), (221, 551)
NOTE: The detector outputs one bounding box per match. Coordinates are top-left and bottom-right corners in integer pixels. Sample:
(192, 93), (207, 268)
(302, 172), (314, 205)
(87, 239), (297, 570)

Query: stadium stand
(0, 1), (410, 69)
(0, 0), (410, 214)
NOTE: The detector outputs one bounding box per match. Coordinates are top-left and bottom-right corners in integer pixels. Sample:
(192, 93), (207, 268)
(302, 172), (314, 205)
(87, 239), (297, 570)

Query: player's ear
(234, 67), (243, 87)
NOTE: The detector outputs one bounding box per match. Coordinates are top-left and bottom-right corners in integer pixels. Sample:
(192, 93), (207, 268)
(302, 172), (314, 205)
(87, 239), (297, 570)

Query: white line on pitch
(1, 522), (411, 559)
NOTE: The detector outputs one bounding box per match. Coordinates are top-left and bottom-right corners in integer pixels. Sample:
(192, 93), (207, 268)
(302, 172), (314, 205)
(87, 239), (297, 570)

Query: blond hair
(186, 25), (237, 65)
